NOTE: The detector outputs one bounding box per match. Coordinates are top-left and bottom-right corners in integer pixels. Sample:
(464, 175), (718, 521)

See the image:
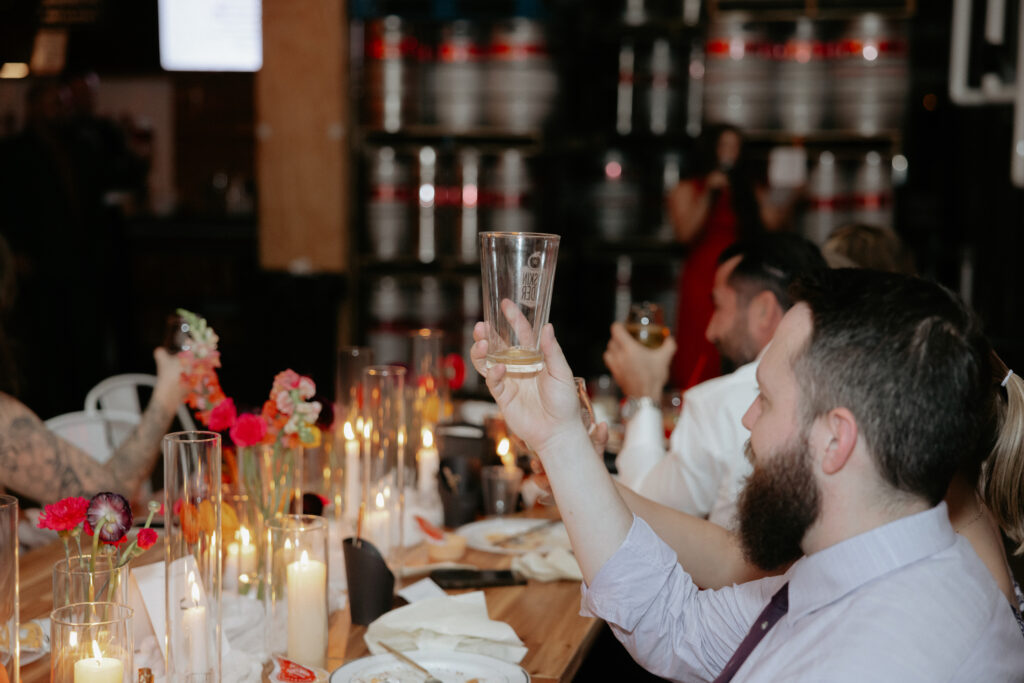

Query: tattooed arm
(0, 349), (187, 502)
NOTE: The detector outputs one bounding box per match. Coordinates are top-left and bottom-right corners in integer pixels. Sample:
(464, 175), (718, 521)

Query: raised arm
(471, 321), (633, 582)
(614, 482), (775, 589)
(0, 348), (186, 502)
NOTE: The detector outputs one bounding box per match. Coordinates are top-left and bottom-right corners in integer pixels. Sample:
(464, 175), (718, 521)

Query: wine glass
(625, 301), (669, 348)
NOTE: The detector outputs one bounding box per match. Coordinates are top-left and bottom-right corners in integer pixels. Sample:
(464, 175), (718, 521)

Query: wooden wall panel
(256, 0), (348, 273)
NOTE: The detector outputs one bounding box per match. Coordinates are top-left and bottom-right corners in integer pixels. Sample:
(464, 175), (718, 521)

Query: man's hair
(792, 268), (996, 505)
(718, 233), (827, 311)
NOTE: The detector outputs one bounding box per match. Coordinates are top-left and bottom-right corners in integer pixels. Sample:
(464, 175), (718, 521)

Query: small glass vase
(238, 443), (301, 524)
(264, 514), (329, 670)
(53, 554), (131, 607)
(362, 365), (407, 568)
(50, 602), (133, 683)
(0, 495), (17, 681)
(164, 430), (222, 682)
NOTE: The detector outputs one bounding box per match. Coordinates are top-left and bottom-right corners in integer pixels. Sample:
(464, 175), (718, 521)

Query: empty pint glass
(479, 232), (560, 373)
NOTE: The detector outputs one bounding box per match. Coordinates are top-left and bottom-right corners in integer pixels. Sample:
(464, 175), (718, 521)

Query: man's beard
(736, 435), (821, 571)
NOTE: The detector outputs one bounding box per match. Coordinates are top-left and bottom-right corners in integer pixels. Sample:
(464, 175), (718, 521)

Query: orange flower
(180, 502), (200, 545)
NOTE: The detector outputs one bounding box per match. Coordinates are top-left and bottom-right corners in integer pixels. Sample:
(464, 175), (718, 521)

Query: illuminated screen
(158, 0), (262, 72)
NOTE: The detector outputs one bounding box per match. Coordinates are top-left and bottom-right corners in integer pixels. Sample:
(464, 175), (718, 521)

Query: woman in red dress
(667, 125), (786, 389)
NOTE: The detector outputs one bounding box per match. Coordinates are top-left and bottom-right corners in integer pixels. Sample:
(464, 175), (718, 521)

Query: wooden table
(20, 510), (600, 683)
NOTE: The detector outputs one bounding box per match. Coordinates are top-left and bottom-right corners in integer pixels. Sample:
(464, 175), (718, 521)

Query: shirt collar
(785, 502), (957, 621)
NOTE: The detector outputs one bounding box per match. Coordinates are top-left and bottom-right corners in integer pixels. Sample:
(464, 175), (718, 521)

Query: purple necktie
(712, 582), (789, 683)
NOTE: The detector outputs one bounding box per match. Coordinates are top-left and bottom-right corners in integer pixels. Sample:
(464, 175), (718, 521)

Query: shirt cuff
(580, 515), (687, 630)
(615, 405), (664, 485)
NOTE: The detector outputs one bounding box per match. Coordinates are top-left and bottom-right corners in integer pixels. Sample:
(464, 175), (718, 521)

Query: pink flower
(208, 398), (237, 432)
(275, 390), (296, 416)
(273, 370), (301, 393)
(297, 376), (316, 400)
(38, 497), (89, 532)
(230, 414), (267, 448)
(136, 528), (158, 550)
(86, 492), (133, 544)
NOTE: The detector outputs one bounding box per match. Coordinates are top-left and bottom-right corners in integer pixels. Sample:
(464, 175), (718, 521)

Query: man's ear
(748, 290), (783, 345)
(821, 407), (858, 475)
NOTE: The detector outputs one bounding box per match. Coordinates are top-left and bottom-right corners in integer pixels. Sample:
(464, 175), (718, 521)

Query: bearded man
(471, 268), (1024, 681)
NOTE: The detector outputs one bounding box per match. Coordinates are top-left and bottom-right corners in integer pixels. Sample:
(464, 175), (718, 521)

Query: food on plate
(416, 515), (468, 561)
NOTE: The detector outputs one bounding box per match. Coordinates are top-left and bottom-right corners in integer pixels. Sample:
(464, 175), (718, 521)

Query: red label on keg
(489, 42), (549, 59)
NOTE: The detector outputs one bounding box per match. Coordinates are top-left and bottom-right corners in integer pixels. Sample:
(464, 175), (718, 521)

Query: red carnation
(208, 398), (237, 432)
(136, 528), (158, 550)
(37, 497), (89, 532)
(230, 413), (267, 448)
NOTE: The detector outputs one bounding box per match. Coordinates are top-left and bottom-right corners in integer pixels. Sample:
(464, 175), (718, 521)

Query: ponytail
(981, 356), (1024, 554)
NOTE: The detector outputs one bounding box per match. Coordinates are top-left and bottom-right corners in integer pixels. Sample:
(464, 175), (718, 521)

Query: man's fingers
(539, 324), (573, 382)
(470, 338), (490, 377)
(501, 298), (536, 348)
(473, 320), (489, 343)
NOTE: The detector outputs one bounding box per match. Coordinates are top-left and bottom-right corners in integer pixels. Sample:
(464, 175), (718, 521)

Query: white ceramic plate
(330, 649), (530, 683)
(456, 518), (569, 555)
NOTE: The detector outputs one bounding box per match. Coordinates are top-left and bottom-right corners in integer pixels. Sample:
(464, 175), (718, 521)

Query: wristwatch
(621, 395), (657, 421)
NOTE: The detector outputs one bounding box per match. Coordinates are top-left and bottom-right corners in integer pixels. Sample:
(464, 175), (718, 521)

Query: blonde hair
(981, 353), (1024, 554)
(822, 223), (916, 275)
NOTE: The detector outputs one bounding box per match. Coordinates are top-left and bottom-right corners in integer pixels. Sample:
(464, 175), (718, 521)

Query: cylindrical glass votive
(0, 495), (17, 681)
(222, 493), (262, 598)
(51, 602), (133, 683)
(362, 365), (407, 566)
(264, 515), (329, 670)
(164, 431), (222, 682)
(53, 554), (131, 607)
(336, 346), (372, 522)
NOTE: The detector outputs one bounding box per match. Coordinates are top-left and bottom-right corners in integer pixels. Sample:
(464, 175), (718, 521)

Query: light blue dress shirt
(581, 504), (1024, 682)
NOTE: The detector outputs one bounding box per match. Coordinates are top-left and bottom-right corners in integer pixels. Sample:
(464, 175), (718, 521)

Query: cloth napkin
(365, 591), (527, 663)
(511, 548), (582, 582)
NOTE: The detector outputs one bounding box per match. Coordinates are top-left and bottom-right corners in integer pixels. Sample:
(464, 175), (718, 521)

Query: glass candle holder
(362, 365), (407, 567)
(336, 346), (372, 522)
(164, 431), (222, 682)
(53, 554), (131, 608)
(222, 493), (262, 599)
(51, 602), (133, 683)
(0, 495), (17, 681)
(264, 515), (329, 670)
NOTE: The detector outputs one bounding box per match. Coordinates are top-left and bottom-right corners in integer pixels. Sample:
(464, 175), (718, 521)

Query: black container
(343, 537), (396, 625)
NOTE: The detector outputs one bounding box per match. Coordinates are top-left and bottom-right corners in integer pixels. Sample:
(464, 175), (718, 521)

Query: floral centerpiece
(39, 493), (160, 605)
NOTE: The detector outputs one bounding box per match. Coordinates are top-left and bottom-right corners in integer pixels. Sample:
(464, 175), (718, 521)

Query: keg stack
(702, 12), (908, 135)
(354, 14), (557, 388)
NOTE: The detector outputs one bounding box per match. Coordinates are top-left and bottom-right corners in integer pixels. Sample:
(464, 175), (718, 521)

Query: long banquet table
(20, 508), (600, 683)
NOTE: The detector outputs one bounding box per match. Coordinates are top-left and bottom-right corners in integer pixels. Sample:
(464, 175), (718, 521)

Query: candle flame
(363, 420), (372, 439)
(375, 491), (385, 508)
(343, 421), (355, 440)
(497, 438), (514, 469)
(284, 538), (292, 550)
(422, 427), (434, 449)
(239, 527), (250, 546)
(69, 631), (78, 648)
(191, 580), (201, 604)
(300, 549), (310, 565)
(92, 640), (103, 660)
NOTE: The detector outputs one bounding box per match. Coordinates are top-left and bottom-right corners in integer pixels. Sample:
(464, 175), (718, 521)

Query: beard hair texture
(737, 435), (821, 571)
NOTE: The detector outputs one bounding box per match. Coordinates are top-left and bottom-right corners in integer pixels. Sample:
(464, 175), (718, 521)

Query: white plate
(457, 518), (569, 555)
(330, 649), (530, 683)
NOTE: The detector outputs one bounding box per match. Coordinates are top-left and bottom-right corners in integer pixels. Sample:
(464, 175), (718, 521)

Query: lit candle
(182, 574), (208, 675)
(74, 640), (123, 683)
(416, 427), (439, 494)
(497, 437), (515, 470)
(343, 421), (361, 521)
(286, 550), (328, 669)
(363, 491), (391, 556)
(236, 526), (257, 579)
